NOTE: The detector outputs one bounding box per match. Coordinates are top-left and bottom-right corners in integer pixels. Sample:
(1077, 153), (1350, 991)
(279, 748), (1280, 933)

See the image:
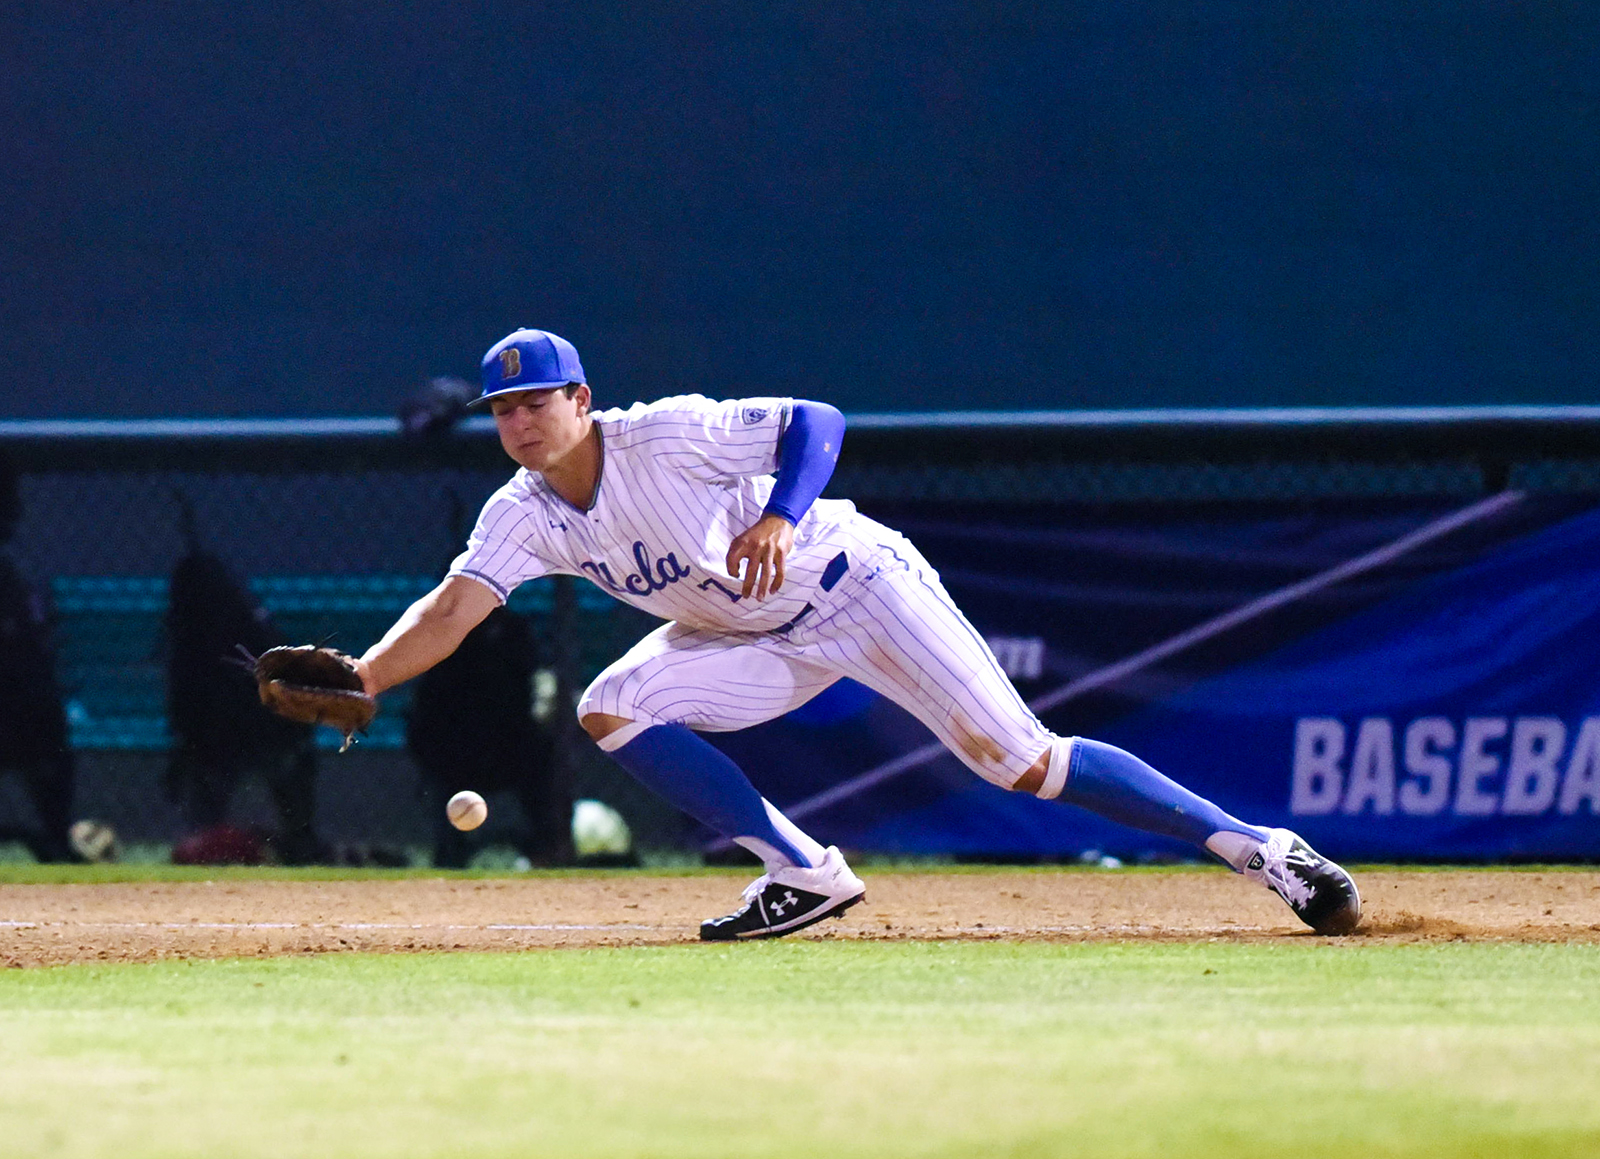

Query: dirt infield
(3, 868), (1599, 968)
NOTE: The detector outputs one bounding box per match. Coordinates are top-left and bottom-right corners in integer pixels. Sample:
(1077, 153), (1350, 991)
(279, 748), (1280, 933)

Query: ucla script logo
(581, 541), (693, 598)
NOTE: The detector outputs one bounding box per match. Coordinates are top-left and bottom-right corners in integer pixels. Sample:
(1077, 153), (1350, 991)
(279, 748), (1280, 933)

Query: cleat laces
(724, 875), (772, 920)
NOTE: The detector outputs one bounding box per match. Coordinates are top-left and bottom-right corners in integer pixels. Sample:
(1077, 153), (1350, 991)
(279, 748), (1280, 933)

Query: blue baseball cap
(474, 329), (586, 406)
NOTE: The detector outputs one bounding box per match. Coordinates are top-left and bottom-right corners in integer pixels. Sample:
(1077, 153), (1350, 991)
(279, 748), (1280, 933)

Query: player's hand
(350, 656), (380, 698)
(726, 513), (795, 601)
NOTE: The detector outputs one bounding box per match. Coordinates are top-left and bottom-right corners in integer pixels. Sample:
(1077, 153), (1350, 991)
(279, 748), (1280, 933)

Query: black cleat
(1242, 829), (1362, 935)
(700, 846), (866, 941)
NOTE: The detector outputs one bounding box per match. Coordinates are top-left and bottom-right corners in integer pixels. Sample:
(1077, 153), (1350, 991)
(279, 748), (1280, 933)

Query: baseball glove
(251, 645), (376, 751)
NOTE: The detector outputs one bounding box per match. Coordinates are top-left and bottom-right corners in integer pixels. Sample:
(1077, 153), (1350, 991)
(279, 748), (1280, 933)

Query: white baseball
(446, 790), (488, 831)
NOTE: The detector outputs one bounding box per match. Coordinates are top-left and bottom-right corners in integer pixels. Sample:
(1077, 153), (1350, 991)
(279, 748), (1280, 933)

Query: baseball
(446, 790), (488, 831)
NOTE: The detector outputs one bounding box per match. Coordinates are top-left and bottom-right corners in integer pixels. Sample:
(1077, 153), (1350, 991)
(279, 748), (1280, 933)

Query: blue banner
(1099, 502), (1600, 861)
(712, 497), (1600, 861)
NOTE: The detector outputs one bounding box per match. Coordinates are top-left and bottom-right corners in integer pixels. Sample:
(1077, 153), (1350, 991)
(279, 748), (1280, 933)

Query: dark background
(4, 1), (1597, 419)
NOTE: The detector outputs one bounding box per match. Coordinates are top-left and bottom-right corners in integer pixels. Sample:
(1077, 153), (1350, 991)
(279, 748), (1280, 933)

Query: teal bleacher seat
(50, 574), (632, 751)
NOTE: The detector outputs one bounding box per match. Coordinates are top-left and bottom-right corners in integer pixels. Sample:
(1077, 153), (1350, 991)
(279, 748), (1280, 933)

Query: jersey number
(697, 577), (743, 603)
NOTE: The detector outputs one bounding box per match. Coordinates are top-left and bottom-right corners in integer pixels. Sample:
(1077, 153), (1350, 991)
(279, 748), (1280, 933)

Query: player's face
(490, 386), (591, 472)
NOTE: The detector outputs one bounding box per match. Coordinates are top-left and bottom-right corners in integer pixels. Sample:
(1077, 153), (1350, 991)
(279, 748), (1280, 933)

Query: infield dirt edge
(4, 867), (1599, 967)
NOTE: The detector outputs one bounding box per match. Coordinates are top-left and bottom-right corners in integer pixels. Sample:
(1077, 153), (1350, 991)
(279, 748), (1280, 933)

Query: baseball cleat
(1242, 828), (1362, 935)
(700, 845), (866, 941)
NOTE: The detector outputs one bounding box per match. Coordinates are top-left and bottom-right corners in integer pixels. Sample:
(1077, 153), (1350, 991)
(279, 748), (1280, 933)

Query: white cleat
(700, 846), (866, 940)
(1241, 828), (1362, 935)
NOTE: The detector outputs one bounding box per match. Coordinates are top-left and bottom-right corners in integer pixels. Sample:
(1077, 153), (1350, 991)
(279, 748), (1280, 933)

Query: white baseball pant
(577, 537), (1062, 794)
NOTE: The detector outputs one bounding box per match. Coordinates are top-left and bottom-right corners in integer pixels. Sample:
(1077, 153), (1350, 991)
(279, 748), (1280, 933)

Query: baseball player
(353, 329), (1362, 939)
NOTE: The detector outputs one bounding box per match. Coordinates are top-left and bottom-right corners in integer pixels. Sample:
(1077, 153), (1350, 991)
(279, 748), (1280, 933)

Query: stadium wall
(4, 408), (1600, 861)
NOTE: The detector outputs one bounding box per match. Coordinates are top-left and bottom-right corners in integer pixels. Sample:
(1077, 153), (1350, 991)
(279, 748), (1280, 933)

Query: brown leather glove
(253, 645), (376, 752)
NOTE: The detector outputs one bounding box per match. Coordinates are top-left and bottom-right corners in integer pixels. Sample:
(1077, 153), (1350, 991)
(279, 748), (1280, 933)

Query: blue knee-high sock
(599, 723), (821, 869)
(1060, 738), (1269, 852)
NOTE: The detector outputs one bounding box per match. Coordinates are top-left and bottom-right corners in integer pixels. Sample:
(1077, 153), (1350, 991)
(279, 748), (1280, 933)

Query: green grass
(2, 941), (1598, 1158)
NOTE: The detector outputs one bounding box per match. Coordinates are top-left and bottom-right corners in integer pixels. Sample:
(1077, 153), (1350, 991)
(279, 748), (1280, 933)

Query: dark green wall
(4, 3), (1596, 417)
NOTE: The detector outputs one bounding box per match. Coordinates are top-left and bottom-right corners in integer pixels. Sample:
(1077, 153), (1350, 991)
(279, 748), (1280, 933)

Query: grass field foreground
(1, 940), (1598, 1159)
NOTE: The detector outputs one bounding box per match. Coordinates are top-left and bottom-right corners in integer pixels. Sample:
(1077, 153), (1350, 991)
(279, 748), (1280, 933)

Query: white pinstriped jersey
(454, 391), (1058, 789)
(449, 394), (882, 632)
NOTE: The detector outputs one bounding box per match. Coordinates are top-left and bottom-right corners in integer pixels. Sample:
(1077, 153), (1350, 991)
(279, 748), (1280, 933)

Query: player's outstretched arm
(354, 575), (500, 696)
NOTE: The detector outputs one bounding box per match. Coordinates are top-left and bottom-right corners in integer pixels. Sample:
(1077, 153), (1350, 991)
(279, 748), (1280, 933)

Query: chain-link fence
(0, 435), (678, 863)
(4, 410), (1600, 864)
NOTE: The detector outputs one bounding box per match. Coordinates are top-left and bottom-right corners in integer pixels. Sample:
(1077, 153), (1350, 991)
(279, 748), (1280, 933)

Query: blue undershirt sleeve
(763, 400), (846, 525)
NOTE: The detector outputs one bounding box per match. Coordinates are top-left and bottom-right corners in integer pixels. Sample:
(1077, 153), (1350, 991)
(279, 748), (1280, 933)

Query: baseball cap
(473, 329), (586, 406)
